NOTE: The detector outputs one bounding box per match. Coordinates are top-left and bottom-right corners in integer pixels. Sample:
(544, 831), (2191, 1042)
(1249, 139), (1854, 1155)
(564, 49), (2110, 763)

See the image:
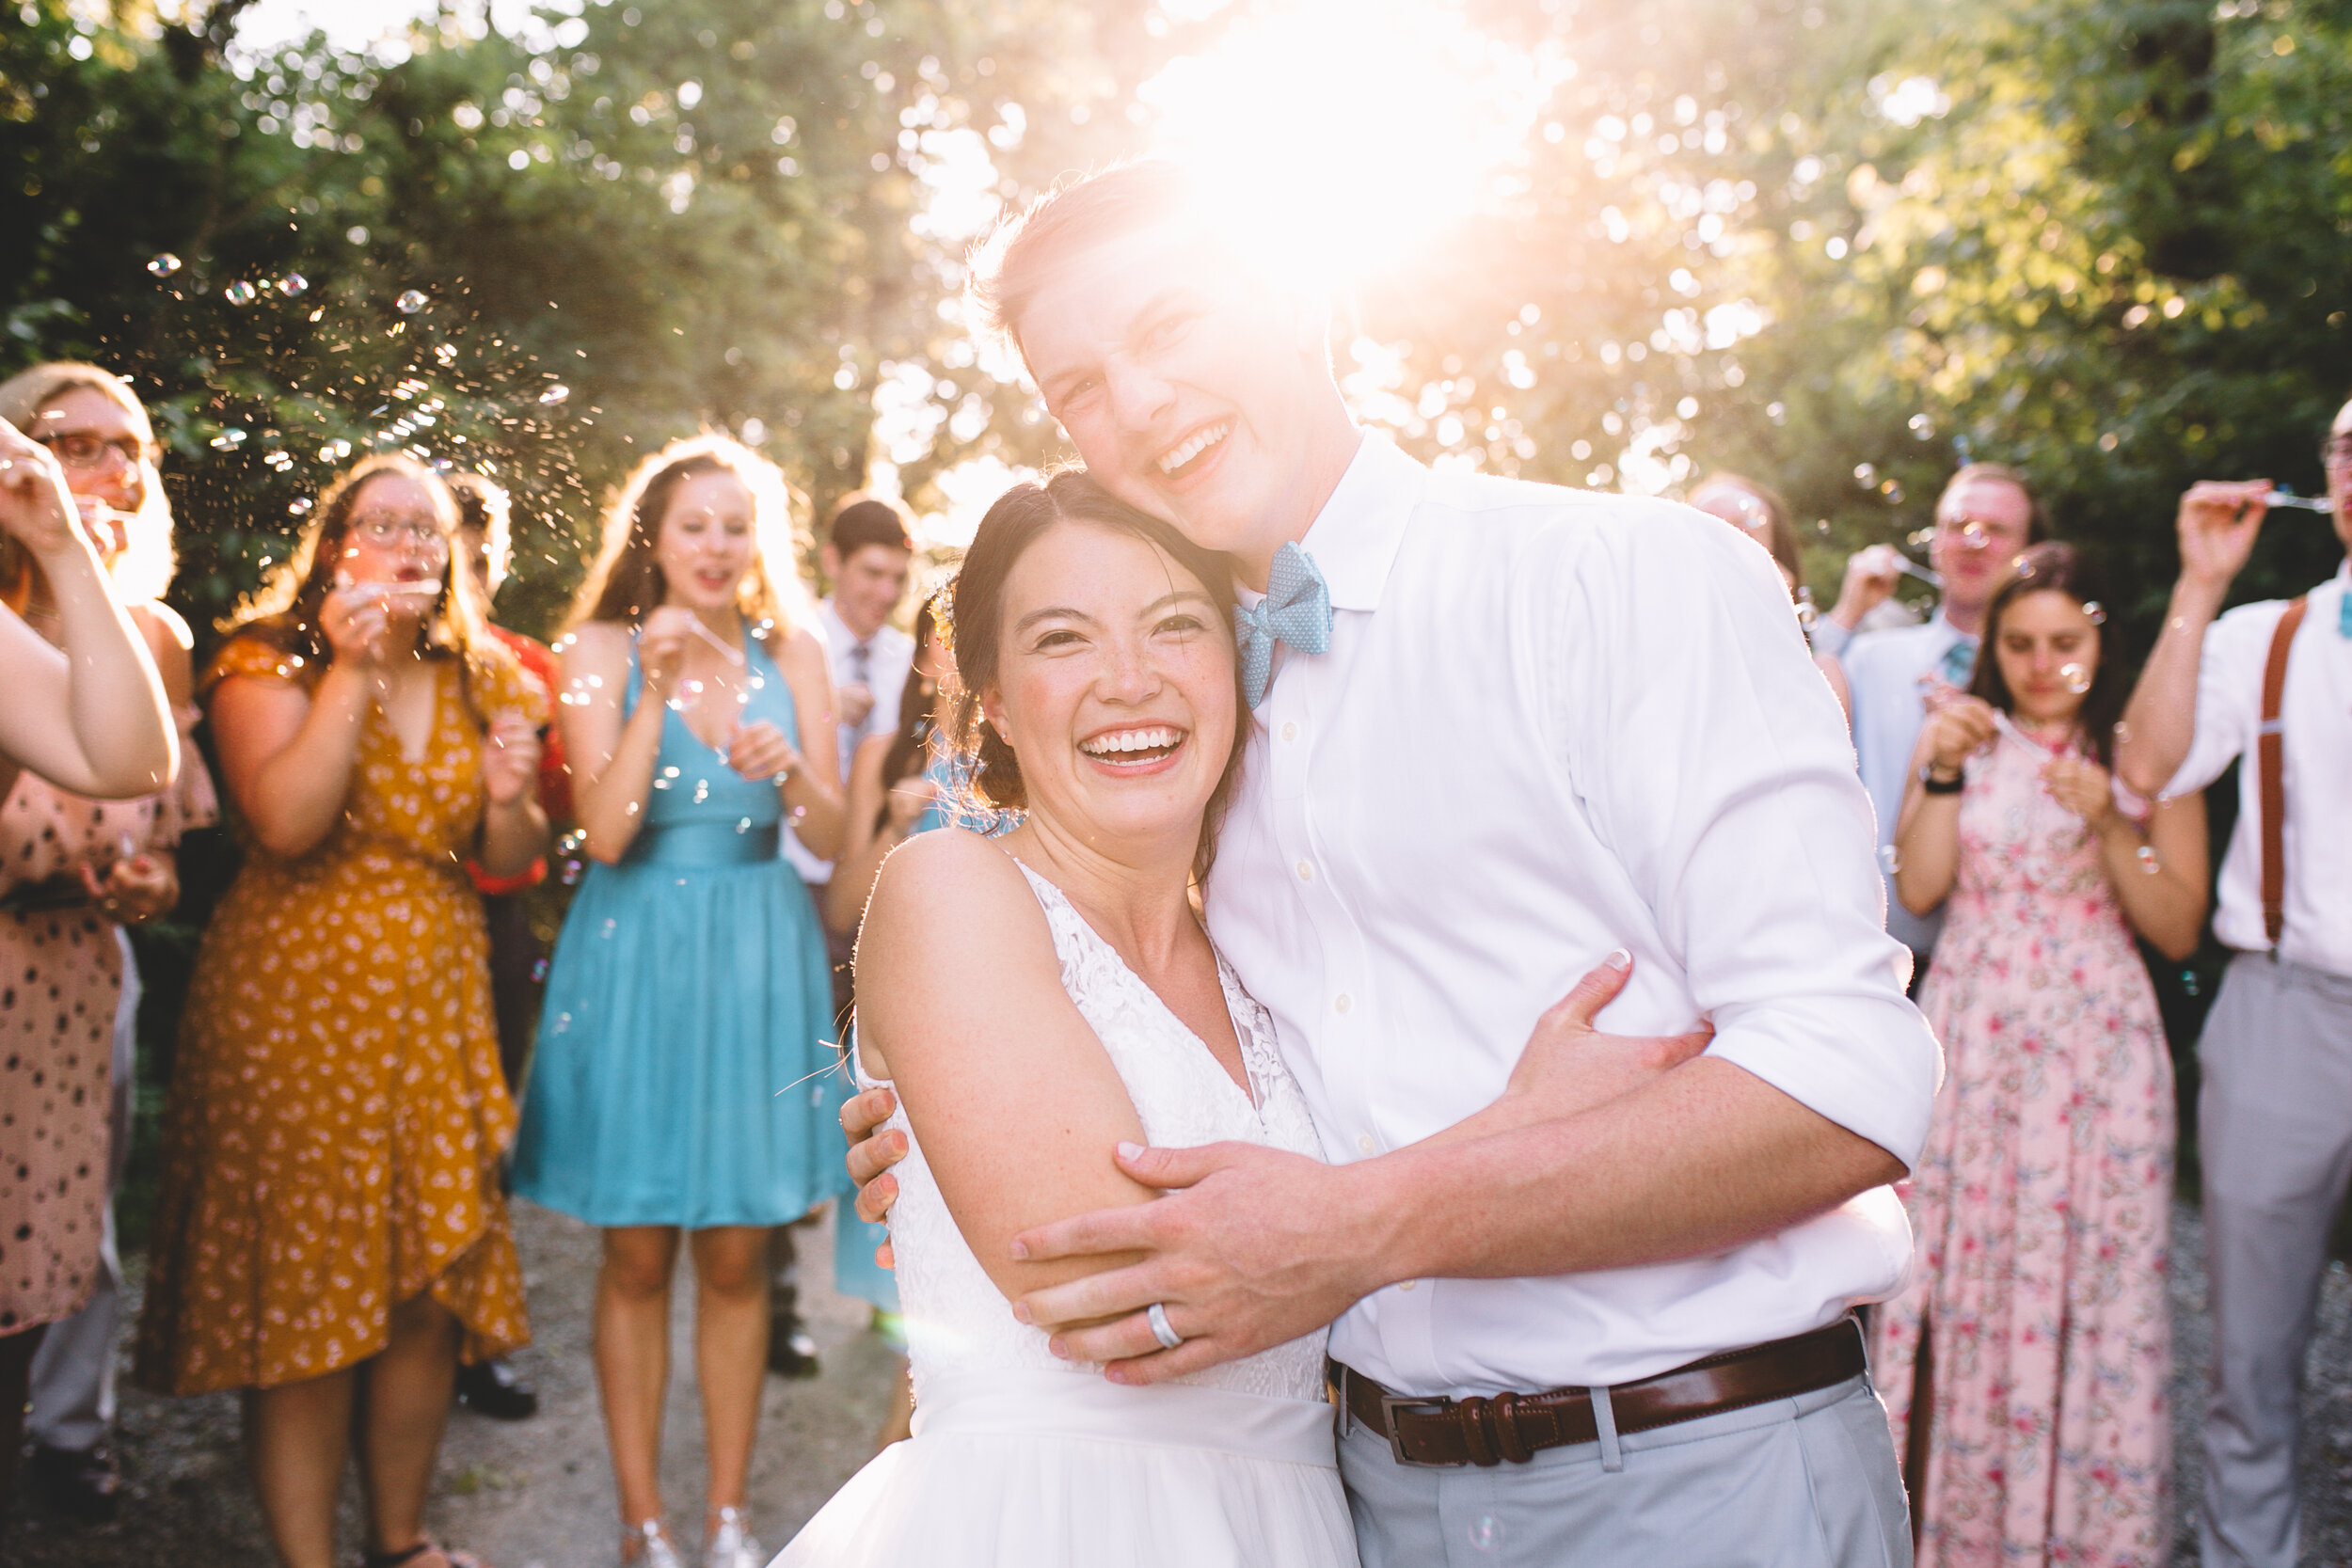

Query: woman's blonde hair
(0, 361), (177, 604)
(568, 435), (811, 634)
(219, 453), (508, 718)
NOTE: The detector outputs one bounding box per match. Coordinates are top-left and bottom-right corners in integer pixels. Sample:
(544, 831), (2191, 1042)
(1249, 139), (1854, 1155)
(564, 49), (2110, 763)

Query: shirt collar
(1287, 433), (1426, 613)
(1928, 608), (1977, 647)
(818, 596), (869, 652)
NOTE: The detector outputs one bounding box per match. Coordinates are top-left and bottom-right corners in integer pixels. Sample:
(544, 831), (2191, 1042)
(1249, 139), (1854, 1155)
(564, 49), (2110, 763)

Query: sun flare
(1138, 0), (1572, 286)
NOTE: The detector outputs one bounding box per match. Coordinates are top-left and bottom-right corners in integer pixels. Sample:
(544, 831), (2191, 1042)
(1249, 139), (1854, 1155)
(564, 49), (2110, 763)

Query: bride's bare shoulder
(860, 831), (1051, 980)
(868, 828), (1030, 914)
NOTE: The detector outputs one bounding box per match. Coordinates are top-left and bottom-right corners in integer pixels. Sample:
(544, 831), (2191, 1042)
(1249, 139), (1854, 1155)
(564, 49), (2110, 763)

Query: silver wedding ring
(1146, 1301), (1184, 1351)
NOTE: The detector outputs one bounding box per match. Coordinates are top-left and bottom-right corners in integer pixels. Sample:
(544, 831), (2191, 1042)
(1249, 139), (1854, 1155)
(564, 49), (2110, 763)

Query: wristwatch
(1919, 763), (1964, 795)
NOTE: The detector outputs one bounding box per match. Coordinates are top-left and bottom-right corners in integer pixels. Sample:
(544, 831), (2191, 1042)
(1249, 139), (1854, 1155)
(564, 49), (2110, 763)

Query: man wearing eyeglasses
(1823, 464), (2046, 979)
(2113, 402), (2352, 1568)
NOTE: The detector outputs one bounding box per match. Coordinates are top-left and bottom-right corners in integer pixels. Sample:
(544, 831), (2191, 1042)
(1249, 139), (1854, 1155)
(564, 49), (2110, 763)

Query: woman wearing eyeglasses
(0, 365), (188, 1527)
(136, 454), (548, 1568)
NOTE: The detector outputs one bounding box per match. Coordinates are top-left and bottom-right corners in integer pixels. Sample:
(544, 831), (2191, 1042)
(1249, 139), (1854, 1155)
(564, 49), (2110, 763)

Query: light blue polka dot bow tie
(1233, 541), (1332, 710)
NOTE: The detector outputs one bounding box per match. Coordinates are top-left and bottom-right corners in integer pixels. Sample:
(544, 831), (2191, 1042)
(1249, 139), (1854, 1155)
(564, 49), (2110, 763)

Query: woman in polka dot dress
(135, 455), (548, 1568)
(0, 361), (213, 1523)
(514, 437), (847, 1568)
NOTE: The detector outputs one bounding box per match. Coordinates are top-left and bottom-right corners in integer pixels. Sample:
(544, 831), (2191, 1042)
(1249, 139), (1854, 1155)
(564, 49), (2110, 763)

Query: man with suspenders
(2115, 399), (2352, 1568)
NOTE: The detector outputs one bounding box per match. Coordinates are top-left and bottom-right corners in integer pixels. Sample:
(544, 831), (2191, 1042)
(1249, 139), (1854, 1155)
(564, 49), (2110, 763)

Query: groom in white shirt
(850, 161), (1937, 1563)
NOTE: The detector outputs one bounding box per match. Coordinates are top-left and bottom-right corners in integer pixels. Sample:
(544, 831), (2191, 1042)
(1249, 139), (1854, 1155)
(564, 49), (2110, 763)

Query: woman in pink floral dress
(1876, 542), (2209, 1567)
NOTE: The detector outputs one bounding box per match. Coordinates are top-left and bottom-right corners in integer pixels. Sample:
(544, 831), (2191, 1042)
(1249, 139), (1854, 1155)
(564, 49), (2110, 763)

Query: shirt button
(1295, 859), (1313, 882)
(1333, 993), (1352, 1014)
(1356, 1133), (1375, 1155)
(1280, 721), (1299, 742)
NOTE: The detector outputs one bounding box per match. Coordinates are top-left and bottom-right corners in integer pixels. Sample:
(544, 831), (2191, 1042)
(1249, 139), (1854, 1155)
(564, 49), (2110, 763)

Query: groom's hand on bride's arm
(1009, 1137), (1386, 1384)
(1008, 953), (1718, 1383)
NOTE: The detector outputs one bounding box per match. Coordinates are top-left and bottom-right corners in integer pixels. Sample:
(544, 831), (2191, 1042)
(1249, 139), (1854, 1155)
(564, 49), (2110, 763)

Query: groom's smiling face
(1018, 225), (1333, 569)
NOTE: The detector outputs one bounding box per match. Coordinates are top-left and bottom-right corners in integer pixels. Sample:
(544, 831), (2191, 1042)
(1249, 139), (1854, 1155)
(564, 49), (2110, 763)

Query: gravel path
(10, 1198), (2352, 1564)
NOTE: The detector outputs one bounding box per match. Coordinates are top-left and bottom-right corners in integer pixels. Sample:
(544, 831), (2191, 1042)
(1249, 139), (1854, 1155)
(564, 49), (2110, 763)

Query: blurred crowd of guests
(0, 357), (2344, 1568)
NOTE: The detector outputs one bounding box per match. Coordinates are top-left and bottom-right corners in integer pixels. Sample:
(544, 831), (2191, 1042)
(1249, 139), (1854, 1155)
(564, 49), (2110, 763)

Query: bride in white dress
(771, 472), (1358, 1567)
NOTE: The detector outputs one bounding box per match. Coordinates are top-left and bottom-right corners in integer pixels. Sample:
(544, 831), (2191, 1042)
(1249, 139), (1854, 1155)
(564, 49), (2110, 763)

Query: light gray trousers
(26, 933), (137, 1453)
(2197, 953), (2352, 1568)
(1342, 1372), (1913, 1567)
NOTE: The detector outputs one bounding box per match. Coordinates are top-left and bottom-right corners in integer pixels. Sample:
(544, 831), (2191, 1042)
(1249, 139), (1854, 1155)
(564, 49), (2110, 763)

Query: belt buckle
(1377, 1392), (1456, 1468)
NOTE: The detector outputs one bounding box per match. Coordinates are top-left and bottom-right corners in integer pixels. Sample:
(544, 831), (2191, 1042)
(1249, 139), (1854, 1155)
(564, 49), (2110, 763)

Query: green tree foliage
(4, 0), (2344, 651)
(0, 0), (1104, 637)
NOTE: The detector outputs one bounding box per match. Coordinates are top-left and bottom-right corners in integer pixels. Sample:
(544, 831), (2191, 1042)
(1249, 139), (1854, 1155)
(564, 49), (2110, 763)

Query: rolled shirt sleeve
(1557, 507), (1943, 1168)
(2165, 605), (2269, 799)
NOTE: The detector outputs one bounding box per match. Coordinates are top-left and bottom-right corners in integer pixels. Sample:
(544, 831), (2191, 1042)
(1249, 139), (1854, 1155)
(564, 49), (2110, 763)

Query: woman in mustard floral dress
(137, 455), (548, 1568)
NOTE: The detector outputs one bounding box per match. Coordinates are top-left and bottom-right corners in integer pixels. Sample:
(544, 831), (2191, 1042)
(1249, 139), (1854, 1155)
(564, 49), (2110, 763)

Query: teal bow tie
(1234, 542), (1332, 709)
(1939, 638), (1978, 688)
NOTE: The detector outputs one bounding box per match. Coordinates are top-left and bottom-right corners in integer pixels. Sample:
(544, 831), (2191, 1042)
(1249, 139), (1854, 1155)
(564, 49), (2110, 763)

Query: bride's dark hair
(945, 469), (1246, 879)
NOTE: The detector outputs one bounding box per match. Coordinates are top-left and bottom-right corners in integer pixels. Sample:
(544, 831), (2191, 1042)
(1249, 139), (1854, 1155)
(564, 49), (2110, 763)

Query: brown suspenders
(2257, 595), (2310, 949)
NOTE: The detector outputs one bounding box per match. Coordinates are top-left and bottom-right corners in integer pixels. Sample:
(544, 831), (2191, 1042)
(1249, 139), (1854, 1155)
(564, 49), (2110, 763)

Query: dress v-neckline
(1012, 858), (1264, 1114)
(379, 663), (443, 765)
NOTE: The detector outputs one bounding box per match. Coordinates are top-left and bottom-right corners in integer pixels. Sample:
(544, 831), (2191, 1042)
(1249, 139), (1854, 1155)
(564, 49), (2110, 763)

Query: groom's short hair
(968, 160), (1230, 356)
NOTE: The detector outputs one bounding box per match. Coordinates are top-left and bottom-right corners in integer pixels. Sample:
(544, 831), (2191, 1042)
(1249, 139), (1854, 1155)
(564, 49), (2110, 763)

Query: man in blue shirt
(1823, 464), (2044, 976)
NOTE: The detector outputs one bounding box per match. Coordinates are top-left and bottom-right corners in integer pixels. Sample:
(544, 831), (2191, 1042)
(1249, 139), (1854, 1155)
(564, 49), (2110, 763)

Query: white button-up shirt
(1839, 613), (1979, 956)
(1204, 436), (1936, 1396)
(784, 596), (915, 885)
(2166, 562), (2352, 974)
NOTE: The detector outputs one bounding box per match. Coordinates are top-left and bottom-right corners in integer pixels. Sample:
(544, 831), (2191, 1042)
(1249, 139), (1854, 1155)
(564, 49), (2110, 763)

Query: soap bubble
(395, 289), (429, 314)
(1880, 480), (1906, 504)
(208, 428), (248, 450)
(223, 279), (258, 305)
(288, 497), (311, 515)
(530, 958), (549, 982)
(538, 384), (571, 405)
(2081, 600), (2106, 625)
(2113, 721), (2132, 743)
(1879, 843), (1903, 875)
(434, 342), (459, 366)
(147, 253), (182, 277)
(1908, 413), (1936, 440)
(2060, 662), (2091, 695)
(667, 678), (705, 713)
(1852, 462), (1877, 483)
(1468, 1515), (1503, 1553)
(277, 273), (310, 296)
(1955, 520), (1989, 549)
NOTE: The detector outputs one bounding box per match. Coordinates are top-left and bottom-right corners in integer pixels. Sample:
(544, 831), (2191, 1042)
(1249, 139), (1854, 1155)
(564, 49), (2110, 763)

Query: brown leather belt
(1332, 1316), (1867, 1468)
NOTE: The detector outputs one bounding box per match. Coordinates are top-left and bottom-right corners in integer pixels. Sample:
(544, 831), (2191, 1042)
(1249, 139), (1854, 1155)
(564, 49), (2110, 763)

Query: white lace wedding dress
(772, 863), (1357, 1567)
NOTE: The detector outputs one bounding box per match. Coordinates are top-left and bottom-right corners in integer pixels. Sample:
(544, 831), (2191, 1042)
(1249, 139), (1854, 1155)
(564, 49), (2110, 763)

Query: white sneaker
(625, 1519), (685, 1568)
(705, 1507), (764, 1568)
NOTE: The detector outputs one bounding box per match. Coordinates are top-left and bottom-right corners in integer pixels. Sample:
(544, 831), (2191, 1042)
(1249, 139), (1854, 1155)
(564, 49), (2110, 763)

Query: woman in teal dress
(515, 436), (847, 1568)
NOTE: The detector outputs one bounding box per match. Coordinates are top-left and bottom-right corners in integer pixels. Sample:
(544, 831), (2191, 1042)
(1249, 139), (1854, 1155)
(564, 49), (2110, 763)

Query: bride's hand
(1484, 951), (1715, 1133)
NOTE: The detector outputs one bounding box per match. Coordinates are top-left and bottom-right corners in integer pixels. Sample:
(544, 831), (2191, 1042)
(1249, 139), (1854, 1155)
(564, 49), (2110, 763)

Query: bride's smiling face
(982, 519), (1237, 856)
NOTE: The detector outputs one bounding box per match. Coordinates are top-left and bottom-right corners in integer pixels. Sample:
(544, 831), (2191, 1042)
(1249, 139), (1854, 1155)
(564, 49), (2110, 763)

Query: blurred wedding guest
(773, 491), (914, 1376)
(818, 594), (959, 1449)
(1830, 463), (2044, 977)
(1688, 471), (1853, 716)
(1875, 543), (2205, 1565)
(2112, 404), (2352, 1568)
(446, 469), (564, 1426)
(513, 436), (848, 1568)
(0, 411), (175, 1528)
(0, 363), (217, 1525)
(135, 453), (548, 1568)
(783, 492), (916, 1001)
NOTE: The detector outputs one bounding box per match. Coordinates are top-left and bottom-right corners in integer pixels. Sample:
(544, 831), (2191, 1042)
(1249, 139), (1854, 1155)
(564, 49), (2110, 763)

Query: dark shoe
(26, 1441), (120, 1523)
(767, 1285), (821, 1380)
(453, 1356), (539, 1420)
